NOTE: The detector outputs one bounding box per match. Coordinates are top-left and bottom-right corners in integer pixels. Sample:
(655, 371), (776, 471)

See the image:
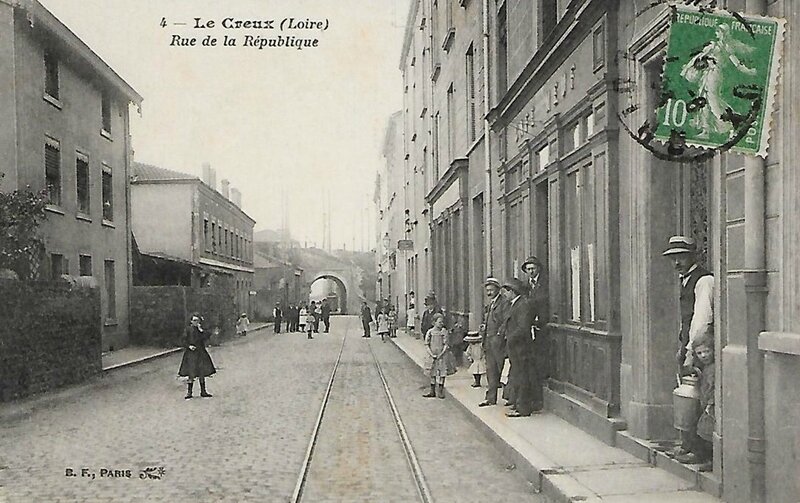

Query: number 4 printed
(160, 17), (167, 28)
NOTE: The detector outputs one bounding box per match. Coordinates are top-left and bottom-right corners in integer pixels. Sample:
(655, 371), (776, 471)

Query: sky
(39, 0), (411, 251)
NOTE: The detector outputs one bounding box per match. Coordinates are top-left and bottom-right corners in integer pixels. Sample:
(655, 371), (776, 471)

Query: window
(539, 0), (557, 45)
(104, 260), (116, 320)
(79, 255), (92, 276)
(44, 51), (59, 99)
(466, 44), (477, 142)
(224, 229), (229, 256)
(432, 113), (441, 181)
(446, 83), (455, 166)
(586, 110), (595, 138)
(497, 5), (508, 95)
(51, 253), (66, 279)
(563, 157), (607, 324)
(564, 123), (577, 153)
(211, 222), (217, 252)
(101, 93), (112, 134)
(593, 21), (605, 70)
(76, 153), (90, 214)
(537, 143), (550, 172)
(204, 218), (210, 251)
(102, 166), (113, 221)
(45, 139), (61, 206)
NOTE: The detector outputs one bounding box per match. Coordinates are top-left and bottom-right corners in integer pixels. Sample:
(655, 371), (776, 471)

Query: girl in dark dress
(178, 314), (216, 399)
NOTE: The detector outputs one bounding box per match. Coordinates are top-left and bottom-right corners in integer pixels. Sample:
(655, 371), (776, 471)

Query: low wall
(0, 279), (101, 402)
(130, 284), (237, 348)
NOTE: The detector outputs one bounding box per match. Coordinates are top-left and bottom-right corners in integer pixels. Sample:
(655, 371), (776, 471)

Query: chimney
(221, 179), (230, 199)
(230, 188), (242, 207)
(202, 162), (217, 190)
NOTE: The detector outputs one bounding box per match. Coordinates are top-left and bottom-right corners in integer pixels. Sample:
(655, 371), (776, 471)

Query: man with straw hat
(662, 235), (714, 461)
(478, 277), (509, 407)
(661, 235), (714, 368)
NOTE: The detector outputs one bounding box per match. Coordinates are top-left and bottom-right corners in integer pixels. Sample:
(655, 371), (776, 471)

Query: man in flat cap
(478, 277), (510, 407)
(662, 236), (714, 368)
(500, 278), (540, 417)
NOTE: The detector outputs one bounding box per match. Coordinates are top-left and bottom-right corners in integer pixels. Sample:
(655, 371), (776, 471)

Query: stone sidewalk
(101, 322), (271, 370)
(391, 331), (721, 503)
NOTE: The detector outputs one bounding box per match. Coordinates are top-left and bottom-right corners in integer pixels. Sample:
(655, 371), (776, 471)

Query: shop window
(564, 157), (607, 324)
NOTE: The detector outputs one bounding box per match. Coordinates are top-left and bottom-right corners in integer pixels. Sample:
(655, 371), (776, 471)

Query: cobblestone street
(0, 317), (540, 502)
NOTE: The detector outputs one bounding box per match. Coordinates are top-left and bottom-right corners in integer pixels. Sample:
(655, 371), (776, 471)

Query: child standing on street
(406, 303), (417, 338)
(388, 307), (398, 338)
(299, 305), (307, 333)
(178, 313), (216, 399)
(305, 306), (315, 339)
(422, 313), (456, 399)
(377, 308), (390, 342)
(236, 313), (250, 337)
(463, 333), (487, 388)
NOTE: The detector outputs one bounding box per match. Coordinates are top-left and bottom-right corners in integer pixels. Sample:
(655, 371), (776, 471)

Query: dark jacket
(501, 296), (537, 362)
(481, 294), (509, 354)
(178, 325), (216, 379)
(420, 305), (443, 336)
(361, 305), (372, 323)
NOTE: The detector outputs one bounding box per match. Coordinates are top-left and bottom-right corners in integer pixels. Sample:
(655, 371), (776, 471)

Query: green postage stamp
(655, 6), (785, 157)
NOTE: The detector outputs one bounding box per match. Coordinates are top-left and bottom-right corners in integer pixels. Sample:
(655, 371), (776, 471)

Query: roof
(15, 0), (142, 105)
(131, 162), (199, 183)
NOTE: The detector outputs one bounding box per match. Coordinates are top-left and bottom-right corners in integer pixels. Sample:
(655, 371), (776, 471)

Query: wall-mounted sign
(397, 239), (414, 251)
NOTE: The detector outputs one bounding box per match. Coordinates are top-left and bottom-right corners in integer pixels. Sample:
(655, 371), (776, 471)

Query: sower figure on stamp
(178, 313), (216, 399)
(662, 235), (714, 460)
(478, 277), (509, 408)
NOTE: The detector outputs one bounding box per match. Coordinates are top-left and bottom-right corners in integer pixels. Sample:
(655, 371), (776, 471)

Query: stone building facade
(0, 0), (142, 351)
(390, 0), (800, 500)
(130, 162), (255, 317)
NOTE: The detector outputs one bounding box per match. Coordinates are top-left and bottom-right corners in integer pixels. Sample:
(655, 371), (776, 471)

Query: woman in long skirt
(178, 313), (216, 399)
(422, 313), (456, 399)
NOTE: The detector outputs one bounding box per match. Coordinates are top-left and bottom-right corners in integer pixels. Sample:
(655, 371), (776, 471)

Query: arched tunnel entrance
(309, 275), (348, 314)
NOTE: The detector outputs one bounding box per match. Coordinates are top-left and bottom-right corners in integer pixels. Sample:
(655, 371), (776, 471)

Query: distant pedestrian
(306, 307), (315, 340)
(464, 333), (486, 388)
(178, 313), (216, 399)
(406, 303), (417, 338)
(273, 303), (282, 333)
(377, 308), (390, 342)
(360, 301), (373, 338)
(299, 305), (308, 333)
(422, 313), (456, 399)
(236, 312), (250, 337)
(420, 292), (444, 336)
(387, 307), (398, 338)
(321, 299), (332, 332)
(291, 304), (300, 332)
(313, 301), (322, 333)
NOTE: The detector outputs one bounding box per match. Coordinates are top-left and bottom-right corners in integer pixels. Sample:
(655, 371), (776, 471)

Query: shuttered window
(76, 153), (90, 214)
(45, 139), (61, 206)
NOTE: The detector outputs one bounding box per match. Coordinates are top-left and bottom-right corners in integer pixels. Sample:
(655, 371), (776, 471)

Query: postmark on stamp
(654, 6), (785, 157)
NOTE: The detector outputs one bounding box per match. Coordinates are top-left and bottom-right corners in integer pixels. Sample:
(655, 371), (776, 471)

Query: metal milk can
(673, 375), (701, 431)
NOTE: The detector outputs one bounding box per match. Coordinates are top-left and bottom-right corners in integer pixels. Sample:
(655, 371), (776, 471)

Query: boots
(422, 383), (437, 398)
(471, 374), (481, 388)
(199, 378), (212, 398)
(437, 379), (446, 399)
(185, 381), (193, 400)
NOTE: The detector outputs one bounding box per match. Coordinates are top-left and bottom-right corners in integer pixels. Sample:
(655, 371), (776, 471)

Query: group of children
(375, 306), (399, 342)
